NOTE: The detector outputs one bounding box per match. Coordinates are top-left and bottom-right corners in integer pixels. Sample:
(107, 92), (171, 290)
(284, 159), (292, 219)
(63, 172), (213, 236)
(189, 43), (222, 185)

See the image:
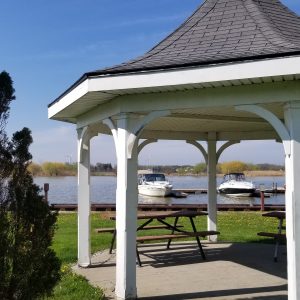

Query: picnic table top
(106, 210), (208, 220)
(262, 211), (286, 219)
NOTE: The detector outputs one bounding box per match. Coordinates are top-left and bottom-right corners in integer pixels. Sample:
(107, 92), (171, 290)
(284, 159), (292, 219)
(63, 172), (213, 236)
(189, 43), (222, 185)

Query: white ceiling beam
(218, 130), (279, 141)
(168, 113), (268, 123)
(140, 129), (279, 141)
(113, 80), (299, 113)
(76, 100), (121, 129)
(71, 80), (299, 127)
(141, 130), (208, 140)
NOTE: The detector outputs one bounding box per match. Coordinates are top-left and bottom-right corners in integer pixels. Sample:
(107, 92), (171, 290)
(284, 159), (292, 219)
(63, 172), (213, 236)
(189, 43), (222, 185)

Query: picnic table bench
(96, 210), (220, 266)
(95, 225), (184, 254)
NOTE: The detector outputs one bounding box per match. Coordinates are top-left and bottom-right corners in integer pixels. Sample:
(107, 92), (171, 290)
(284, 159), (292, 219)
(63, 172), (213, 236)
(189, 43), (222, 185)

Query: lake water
(34, 175), (285, 206)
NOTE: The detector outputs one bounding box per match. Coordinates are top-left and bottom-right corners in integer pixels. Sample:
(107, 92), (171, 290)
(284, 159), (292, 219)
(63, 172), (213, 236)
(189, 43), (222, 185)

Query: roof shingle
(88, 0), (300, 76)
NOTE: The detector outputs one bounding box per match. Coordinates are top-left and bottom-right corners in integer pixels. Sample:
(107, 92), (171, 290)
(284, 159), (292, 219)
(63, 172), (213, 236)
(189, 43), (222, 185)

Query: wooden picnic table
(257, 211), (286, 261)
(97, 210), (219, 266)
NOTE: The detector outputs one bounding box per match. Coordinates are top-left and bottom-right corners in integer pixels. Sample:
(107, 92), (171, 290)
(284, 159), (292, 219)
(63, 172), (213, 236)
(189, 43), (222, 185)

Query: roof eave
(48, 50), (300, 109)
(89, 50), (300, 76)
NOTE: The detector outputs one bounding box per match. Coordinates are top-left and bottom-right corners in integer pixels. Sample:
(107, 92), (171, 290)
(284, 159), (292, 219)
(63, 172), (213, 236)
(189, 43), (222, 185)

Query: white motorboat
(138, 173), (173, 197)
(218, 173), (256, 197)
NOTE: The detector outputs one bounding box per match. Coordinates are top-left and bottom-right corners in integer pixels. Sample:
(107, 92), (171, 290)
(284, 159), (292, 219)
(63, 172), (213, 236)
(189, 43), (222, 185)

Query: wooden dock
(51, 203), (285, 212)
(49, 188), (285, 212)
(172, 188), (208, 194)
(172, 188), (285, 194)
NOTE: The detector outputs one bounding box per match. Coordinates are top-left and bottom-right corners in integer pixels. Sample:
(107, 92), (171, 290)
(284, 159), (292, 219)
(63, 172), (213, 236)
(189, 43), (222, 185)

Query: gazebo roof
(89, 0), (300, 76)
(48, 0), (300, 139)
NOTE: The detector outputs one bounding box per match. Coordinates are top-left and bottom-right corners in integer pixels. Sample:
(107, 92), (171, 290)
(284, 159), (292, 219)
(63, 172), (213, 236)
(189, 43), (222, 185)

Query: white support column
(236, 103), (299, 299)
(186, 138), (216, 239)
(284, 102), (300, 300)
(187, 138), (240, 242)
(103, 112), (170, 299)
(207, 133), (217, 241)
(115, 115), (138, 300)
(77, 127), (95, 267)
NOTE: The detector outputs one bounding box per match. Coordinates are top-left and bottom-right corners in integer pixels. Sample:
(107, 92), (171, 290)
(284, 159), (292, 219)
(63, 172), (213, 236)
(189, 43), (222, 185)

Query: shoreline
(32, 170), (285, 178)
(167, 170), (285, 177)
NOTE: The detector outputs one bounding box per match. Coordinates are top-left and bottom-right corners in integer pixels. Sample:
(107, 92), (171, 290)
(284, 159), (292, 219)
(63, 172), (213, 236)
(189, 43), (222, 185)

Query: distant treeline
(28, 162), (116, 176)
(140, 162), (284, 175)
(28, 161), (284, 177)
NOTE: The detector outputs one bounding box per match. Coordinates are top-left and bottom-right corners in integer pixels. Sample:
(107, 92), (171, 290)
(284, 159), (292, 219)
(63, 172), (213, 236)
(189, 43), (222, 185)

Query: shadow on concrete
(76, 242), (287, 300)
(138, 242), (287, 279)
(138, 284), (288, 300)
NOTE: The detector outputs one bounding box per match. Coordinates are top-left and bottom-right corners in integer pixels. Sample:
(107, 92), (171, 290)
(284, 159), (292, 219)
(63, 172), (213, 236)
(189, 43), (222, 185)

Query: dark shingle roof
(89, 0), (300, 76)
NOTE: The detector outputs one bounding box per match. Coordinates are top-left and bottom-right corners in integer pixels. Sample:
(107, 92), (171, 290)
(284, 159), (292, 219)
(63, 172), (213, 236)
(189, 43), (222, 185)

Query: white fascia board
(49, 56), (300, 119)
(48, 80), (89, 119)
(88, 56), (300, 92)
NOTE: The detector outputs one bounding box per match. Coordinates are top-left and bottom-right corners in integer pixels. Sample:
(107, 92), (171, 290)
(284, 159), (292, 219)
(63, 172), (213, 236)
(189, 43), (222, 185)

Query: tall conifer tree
(0, 71), (60, 300)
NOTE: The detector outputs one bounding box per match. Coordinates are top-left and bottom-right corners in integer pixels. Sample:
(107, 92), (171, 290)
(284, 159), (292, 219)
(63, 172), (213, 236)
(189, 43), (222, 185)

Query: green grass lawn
(47, 211), (282, 299)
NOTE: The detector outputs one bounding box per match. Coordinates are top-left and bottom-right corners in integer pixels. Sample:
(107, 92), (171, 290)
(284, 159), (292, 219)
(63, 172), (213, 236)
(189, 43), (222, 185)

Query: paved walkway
(74, 242), (287, 299)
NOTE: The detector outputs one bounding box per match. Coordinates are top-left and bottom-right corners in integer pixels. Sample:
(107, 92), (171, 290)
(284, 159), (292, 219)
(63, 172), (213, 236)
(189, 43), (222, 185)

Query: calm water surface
(34, 175), (285, 206)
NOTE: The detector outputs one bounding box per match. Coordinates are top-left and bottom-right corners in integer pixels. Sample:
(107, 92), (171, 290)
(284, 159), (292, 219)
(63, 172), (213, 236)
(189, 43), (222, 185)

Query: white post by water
(115, 115), (138, 300)
(207, 133), (217, 241)
(77, 127), (92, 267)
(284, 102), (300, 300)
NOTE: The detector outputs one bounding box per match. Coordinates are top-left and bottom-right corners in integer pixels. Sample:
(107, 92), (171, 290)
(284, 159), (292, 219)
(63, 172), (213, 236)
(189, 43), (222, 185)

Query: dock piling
(44, 183), (49, 204)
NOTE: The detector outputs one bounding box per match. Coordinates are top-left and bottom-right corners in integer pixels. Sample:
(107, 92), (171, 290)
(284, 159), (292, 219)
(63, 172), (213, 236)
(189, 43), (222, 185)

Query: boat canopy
(223, 173), (246, 181)
(138, 173), (166, 183)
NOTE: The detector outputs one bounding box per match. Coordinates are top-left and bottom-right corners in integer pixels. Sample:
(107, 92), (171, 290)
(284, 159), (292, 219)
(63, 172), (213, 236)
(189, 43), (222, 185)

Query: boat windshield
(140, 174), (166, 182)
(223, 173), (246, 181)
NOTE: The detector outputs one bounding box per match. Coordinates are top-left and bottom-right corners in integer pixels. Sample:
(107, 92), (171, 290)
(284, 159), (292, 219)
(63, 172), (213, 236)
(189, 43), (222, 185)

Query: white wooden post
(236, 104), (299, 297)
(207, 133), (217, 241)
(104, 111), (169, 299)
(77, 127), (93, 267)
(284, 102), (300, 300)
(115, 115), (138, 300)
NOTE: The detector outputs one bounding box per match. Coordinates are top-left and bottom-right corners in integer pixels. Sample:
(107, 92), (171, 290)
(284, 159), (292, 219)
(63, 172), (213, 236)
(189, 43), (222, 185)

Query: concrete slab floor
(73, 242), (287, 300)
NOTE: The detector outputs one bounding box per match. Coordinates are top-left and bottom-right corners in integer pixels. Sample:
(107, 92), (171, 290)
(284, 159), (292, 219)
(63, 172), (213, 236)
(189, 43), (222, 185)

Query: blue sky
(1, 0), (299, 166)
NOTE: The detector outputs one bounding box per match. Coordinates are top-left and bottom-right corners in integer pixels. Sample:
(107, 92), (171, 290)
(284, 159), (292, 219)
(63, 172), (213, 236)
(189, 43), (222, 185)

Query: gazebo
(48, 0), (300, 299)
